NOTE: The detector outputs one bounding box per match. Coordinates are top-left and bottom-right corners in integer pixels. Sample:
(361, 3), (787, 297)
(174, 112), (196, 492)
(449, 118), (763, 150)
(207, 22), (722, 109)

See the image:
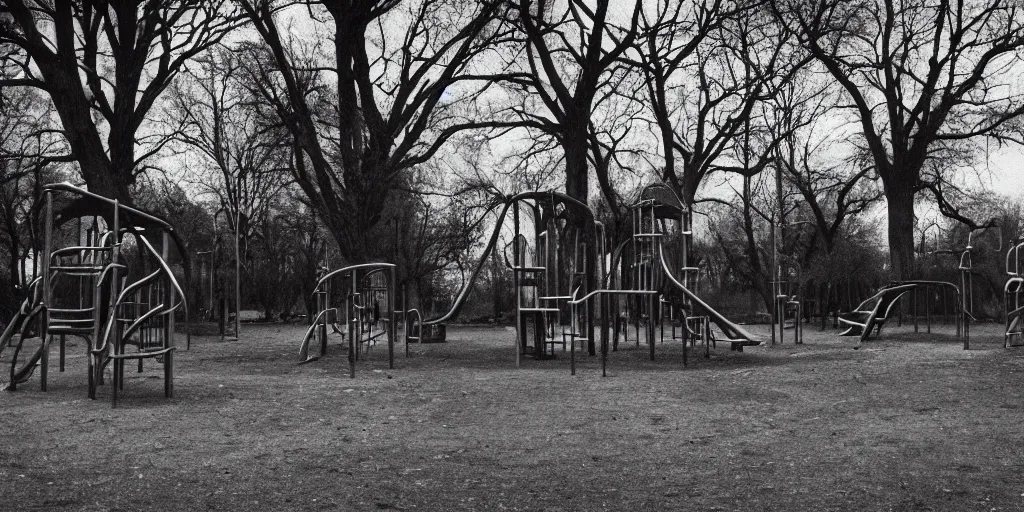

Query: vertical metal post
(208, 252), (214, 322)
(601, 293), (607, 377)
(963, 267), (971, 350)
(388, 266), (395, 369)
(648, 293), (656, 361)
(33, 191), (53, 392)
(403, 284), (409, 357)
(111, 201), (121, 407)
(349, 271), (357, 378)
(570, 299), (577, 376)
(513, 202), (521, 367)
(913, 287), (919, 333)
(234, 207), (241, 340)
(926, 285), (932, 333)
(163, 231), (174, 398)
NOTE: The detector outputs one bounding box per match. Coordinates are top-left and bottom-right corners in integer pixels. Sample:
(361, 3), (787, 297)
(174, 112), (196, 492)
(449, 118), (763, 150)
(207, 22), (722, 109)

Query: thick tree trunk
(45, 78), (122, 200)
(884, 181), (916, 281)
(564, 128), (589, 202)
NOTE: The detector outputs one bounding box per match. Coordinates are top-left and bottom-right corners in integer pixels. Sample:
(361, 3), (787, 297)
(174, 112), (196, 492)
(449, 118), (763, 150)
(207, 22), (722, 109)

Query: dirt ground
(2, 318), (1024, 511)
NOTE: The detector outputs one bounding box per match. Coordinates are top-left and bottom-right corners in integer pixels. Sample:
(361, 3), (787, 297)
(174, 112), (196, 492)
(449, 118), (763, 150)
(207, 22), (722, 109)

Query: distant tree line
(2, 0), (1023, 321)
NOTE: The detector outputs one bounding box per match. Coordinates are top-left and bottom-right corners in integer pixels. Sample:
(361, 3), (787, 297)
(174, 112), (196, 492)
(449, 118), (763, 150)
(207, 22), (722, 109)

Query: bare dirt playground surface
(2, 321), (1024, 511)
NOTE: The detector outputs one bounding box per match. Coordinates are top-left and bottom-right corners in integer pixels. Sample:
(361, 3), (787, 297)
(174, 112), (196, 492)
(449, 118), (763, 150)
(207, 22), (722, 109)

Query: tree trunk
(564, 128), (589, 202)
(885, 182), (916, 281)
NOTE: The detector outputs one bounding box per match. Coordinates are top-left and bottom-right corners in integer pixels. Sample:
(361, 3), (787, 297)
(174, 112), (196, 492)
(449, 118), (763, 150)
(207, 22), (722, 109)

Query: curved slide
(838, 283), (921, 342)
(657, 243), (761, 345)
(423, 190), (595, 326)
(2, 304), (45, 390)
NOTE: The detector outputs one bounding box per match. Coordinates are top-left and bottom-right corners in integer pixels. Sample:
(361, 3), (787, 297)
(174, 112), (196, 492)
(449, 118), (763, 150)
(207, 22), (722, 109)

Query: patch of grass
(2, 320), (1023, 510)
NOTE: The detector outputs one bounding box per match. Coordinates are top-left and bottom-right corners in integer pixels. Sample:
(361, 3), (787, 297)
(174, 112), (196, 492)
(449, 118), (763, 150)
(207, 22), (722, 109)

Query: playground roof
(639, 183), (687, 218)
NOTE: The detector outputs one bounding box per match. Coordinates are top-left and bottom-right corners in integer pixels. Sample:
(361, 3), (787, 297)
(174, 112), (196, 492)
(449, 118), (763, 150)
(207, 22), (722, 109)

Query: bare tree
(167, 46), (290, 247)
(769, 84), (883, 261)
(504, 0), (641, 203)
(770, 0), (1024, 279)
(630, 0), (805, 207)
(0, 86), (71, 304)
(0, 1), (242, 202)
(236, 0), (507, 263)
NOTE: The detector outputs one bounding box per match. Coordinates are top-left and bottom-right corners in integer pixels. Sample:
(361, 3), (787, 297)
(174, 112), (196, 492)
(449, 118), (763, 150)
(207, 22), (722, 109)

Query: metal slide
(837, 283), (916, 341)
(0, 305), (43, 389)
(421, 191), (594, 326)
(656, 242), (761, 345)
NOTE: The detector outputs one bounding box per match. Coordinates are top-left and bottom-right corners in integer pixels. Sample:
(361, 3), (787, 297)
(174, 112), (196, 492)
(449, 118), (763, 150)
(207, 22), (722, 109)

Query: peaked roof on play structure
(638, 182), (687, 219)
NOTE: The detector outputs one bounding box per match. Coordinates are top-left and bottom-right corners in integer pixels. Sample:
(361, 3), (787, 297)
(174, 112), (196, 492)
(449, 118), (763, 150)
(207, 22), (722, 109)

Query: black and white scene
(3, 0), (1024, 509)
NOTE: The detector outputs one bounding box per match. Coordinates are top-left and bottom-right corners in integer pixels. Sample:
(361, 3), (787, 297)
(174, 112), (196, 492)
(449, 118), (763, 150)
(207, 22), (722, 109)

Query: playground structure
(295, 187), (600, 374)
(409, 191), (600, 365)
(775, 292), (804, 344)
(838, 227), (1006, 348)
(0, 183), (189, 406)
(568, 183), (761, 375)
(378, 184), (761, 375)
(769, 219), (814, 346)
(298, 263), (397, 377)
(1004, 238), (1024, 347)
(838, 281), (961, 343)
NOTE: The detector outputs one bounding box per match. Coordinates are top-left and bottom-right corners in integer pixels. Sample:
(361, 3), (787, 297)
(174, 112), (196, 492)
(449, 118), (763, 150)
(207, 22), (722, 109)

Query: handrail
(94, 270), (162, 355)
(0, 300), (30, 359)
(135, 235), (188, 309)
(20, 276), (43, 310)
(312, 263), (396, 296)
(1004, 276), (1024, 294)
(1007, 242), (1024, 276)
(94, 263), (127, 289)
(43, 182), (173, 229)
(135, 233), (189, 347)
(298, 308), (336, 361)
(959, 250), (972, 271)
(6, 303), (46, 387)
(52, 245), (113, 255)
(568, 288), (658, 305)
(116, 269), (163, 299)
(113, 303), (168, 352)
